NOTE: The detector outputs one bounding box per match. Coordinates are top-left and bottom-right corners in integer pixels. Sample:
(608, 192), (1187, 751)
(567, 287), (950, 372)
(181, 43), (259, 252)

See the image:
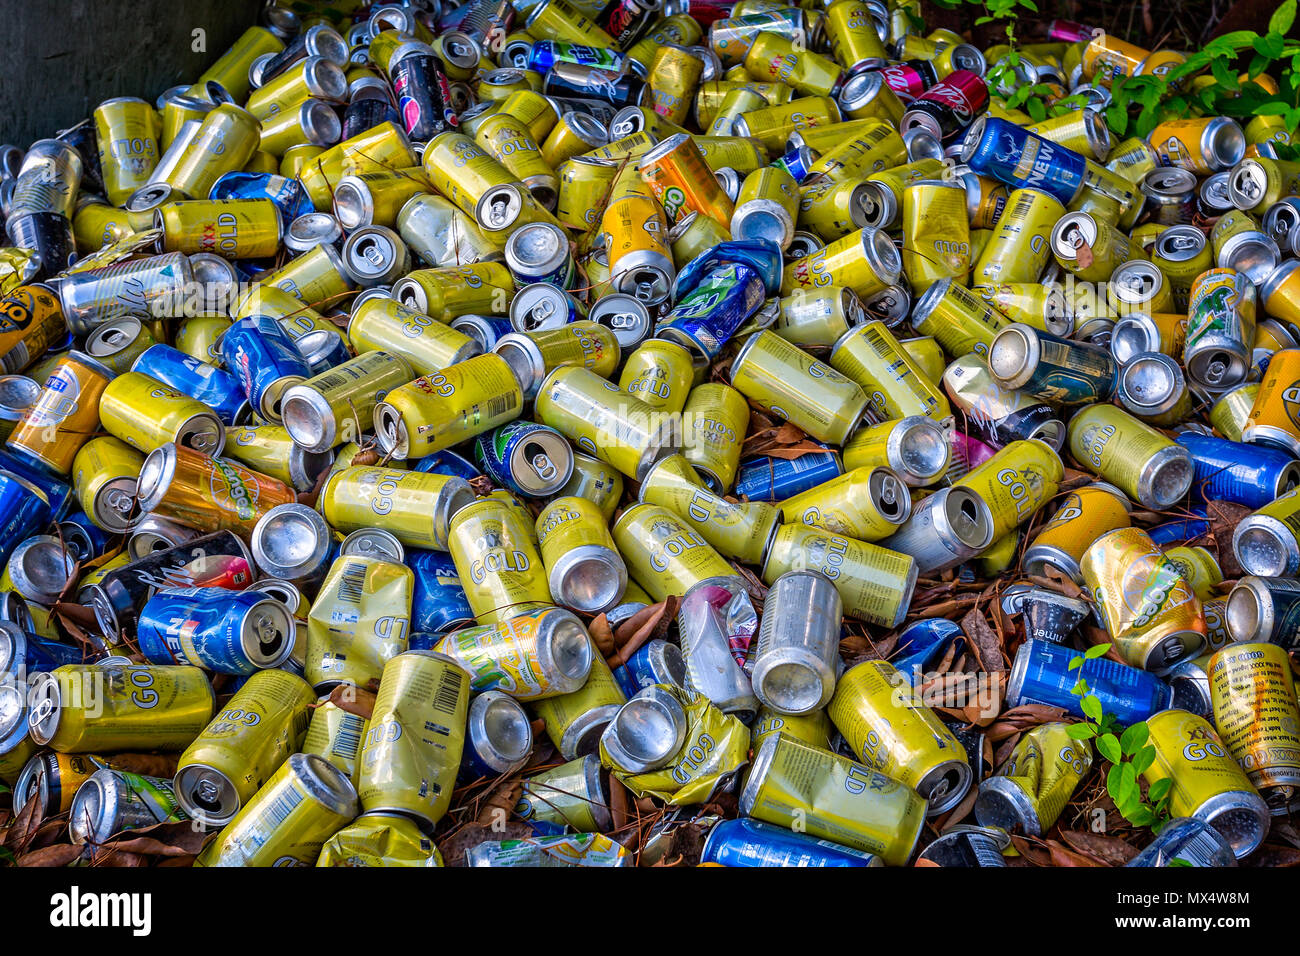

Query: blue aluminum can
(1007, 637), (1172, 727)
(528, 40), (624, 72)
(659, 260), (769, 361)
(473, 420), (574, 497)
(611, 638), (686, 698)
(701, 817), (880, 867)
(0, 621), (83, 680)
(0, 469), (53, 568)
(135, 586), (296, 675)
(773, 144), (816, 184)
(219, 315), (313, 421)
(960, 116), (1087, 205)
(1125, 817), (1236, 867)
(209, 172), (314, 224)
(413, 449), (482, 482)
(893, 619), (965, 685)
(59, 511), (111, 563)
(406, 549), (476, 636)
(132, 343), (250, 425)
(734, 447), (843, 502)
(0, 448), (71, 520)
(1177, 432), (1300, 510)
(451, 313), (515, 351)
(1147, 502), (1209, 546)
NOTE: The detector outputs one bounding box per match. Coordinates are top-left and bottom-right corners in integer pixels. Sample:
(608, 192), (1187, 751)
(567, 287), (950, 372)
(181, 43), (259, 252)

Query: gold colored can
(93, 97), (161, 206)
(356, 650), (469, 825)
(348, 297), (479, 375)
(524, 0), (615, 46)
(302, 697), (367, 778)
(535, 365), (680, 481)
(73, 198), (136, 254)
(1164, 546), (1223, 601)
(705, 88), (767, 137)
(1082, 526), (1206, 670)
(305, 554), (413, 691)
(374, 353), (524, 460)
(156, 199), (282, 258)
(174, 669), (315, 826)
(730, 329), (868, 446)
(1022, 482), (1131, 582)
(744, 34), (843, 98)
(72, 435), (144, 533)
(498, 90), (560, 144)
(556, 452), (624, 521)
(7, 351), (115, 475)
(901, 180), (970, 293)
(740, 733), (926, 865)
(321, 466), (473, 551)
(955, 439), (1063, 540)
(828, 659), (970, 814)
(280, 351), (415, 454)
(556, 155), (618, 230)
(165, 104), (262, 200)
(317, 811), (443, 867)
(1209, 641), (1300, 812)
(1081, 33), (1150, 85)
(612, 503), (738, 602)
(532, 650), (626, 760)
(974, 722), (1092, 836)
(195, 752), (358, 867)
(829, 321), (951, 424)
(1210, 382), (1258, 442)
(474, 112), (559, 209)
(781, 226), (901, 300)
(825, 0), (889, 72)
(750, 706), (830, 752)
(516, 754), (612, 830)
(189, 25), (284, 103)
(28, 663), (215, 752)
(1143, 708), (1269, 858)
(535, 496), (627, 614)
(971, 283), (1067, 332)
(447, 497), (552, 625)
(99, 370), (224, 455)
(1068, 403), (1194, 510)
(805, 120), (906, 183)
(435, 607), (594, 702)
(681, 382), (748, 493)
(911, 279), (1012, 360)
(392, 262), (513, 324)
(639, 454), (781, 564)
(694, 80), (791, 129)
(734, 95), (840, 154)
(973, 188), (1065, 286)
(300, 122), (417, 210)
(259, 245), (353, 309)
(619, 338), (696, 413)
(780, 465), (911, 542)
(762, 520), (915, 627)
(650, 46), (704, 127)
(0, 285), (67, 375)
(224, 423), (325, 492)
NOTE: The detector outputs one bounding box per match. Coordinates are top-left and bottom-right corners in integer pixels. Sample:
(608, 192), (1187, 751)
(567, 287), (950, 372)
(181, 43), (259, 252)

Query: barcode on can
(485, 394), (514, 419)
(337, 561), (367, 604)
(862, 324), (893, 358)
(249, 785), (305, 837)
(433, 666), (464, 717)
(331, 713), (364, 759)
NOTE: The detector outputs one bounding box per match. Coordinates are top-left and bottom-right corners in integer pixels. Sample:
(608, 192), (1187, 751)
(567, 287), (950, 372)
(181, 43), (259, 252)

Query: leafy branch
(1066, 643), (1172, 830)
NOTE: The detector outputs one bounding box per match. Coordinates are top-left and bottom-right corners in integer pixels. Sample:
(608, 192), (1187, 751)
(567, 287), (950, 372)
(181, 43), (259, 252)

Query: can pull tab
(530, 453), (556, 480)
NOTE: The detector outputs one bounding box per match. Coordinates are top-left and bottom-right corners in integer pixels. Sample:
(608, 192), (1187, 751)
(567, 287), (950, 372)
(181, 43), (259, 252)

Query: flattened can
(195, 752), (358, 866)
(173, 669), (315, 826)
(829, 659), (971, 815)
(356, 650), (469, 826)
(1143, 708), (1269, 858)
(761, 521), (915, 627)
(28, 663), (215, 752)
(730, 329), (868, 446)
(1082, 526), (1206, 671)
(304, 555), (413, 691)
(739, 733), (926, 866)
(973, 722), (1092, 836)
(535, 496), (627, 615)
(1209, 641), (1300, 813)
(447, 496), (553, 625)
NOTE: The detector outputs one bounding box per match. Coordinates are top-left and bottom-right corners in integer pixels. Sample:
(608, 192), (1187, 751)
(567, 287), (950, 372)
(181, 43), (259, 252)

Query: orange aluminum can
(637, 133), (734, 229)
(6, 352), (115, 475)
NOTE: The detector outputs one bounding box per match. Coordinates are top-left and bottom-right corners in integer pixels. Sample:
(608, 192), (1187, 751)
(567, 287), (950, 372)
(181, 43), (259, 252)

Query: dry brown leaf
(327, 683), (377, 721)
(1058, 829), (1139, 866)
(16, 843), (85, 867)
(962, 607), (1005, 674)
(1046, 838), (1105, 867)
(606, 596), (679, 668)
(1009, 833), (1054, 866)
(589, 613), (615, 658)
(475, 779), (523, 828)
(2, 792), (42, 850)
(986, 704), (1070, 742)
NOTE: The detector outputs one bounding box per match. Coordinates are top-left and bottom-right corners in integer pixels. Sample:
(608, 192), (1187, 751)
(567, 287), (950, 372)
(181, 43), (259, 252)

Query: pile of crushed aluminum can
(0, 0), (1298, 869)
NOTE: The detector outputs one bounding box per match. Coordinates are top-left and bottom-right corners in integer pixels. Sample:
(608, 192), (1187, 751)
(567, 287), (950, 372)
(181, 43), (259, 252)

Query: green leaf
(1115, 775), (1139, 808)
(1131, 747), (1156, 775)
(1081, 694), (1104, 723)
(1068, 656), (1083, 671)
(1019, 0), (1038, 11)
(1067, 722), (1097, 740)
(1097, 733), (1122, 763)
(1148, 777), (1173, 802)
(1119, 722), (1150, 754)
(1124, 804), (1156, 827)
(1207, 31), (1265, 55)
(1210, 56), (1240, 91)
(1255, 101), (1292, 115)
(1105, 104), (1128, 135)
(1084, 643), (1111, 660)
(1026, 99), (1047, 121)
(1071, 678), (1088, 695)
(1272, 0), (1297, 36)
(1106, 763), (1124, 796)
